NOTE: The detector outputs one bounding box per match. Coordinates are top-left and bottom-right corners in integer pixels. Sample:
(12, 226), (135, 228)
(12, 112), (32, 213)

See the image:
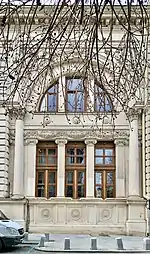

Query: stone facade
(0, 5), (148, 236)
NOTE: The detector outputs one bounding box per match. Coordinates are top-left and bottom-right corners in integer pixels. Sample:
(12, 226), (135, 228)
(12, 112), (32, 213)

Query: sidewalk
(24, 233), (150, 252)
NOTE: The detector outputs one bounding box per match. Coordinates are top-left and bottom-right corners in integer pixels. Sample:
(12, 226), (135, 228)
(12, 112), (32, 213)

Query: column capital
(7, 107), (26, 120)
(114, 139), (129, 147)
(24, 138), (38, 146)
(85, 139), (97, 145)
(127, 108), (141, 121)
(55, 139), (67, 145)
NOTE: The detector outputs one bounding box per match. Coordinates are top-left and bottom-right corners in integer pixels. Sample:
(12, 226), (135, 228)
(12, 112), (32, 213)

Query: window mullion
(103, 171), (106, 199)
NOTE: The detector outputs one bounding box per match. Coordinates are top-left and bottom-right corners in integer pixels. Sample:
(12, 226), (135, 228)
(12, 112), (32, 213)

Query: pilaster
(55, 139), (67, 197)
(24, 138), (38, 197)
(85, 139), (97, 198)
(114, 138), (128, 198)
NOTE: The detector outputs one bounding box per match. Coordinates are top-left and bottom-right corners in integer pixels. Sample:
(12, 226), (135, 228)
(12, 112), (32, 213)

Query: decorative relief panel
(38, 207), (53, 222)
(23, 129), (129, 142)
(97, 208), (113, 224)
(67, 207), (83, 223)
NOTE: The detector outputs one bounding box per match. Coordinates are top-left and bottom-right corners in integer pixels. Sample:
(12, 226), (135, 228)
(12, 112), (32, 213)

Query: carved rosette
(70, 209), (81, 221)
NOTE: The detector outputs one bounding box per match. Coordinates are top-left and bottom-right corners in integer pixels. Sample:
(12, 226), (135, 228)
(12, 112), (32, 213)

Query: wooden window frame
(65, 77), (88, 113)
(65, 142), (86, 199)
(36, 142), (57, 198)
(94, 142), (115, 199)
(39, 82), (58, 112)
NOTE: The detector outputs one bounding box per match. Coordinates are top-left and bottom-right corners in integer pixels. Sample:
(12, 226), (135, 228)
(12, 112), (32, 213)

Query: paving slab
(30, 234), (150, 252)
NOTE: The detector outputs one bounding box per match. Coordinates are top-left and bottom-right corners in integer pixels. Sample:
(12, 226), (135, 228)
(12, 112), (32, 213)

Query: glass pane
(48, 84), (57, 93)
(95, 96), (105, 112)
(76, 156), (84, 164)
(48, 186), (55, 197)
(76, 92), (84, 112)
(105, 97), (112, 111)
(38, 172), (44, 184)
(38, 149), (46, 164)
(67, 157), (75, 164)
(105, 157), (113, 164)
(67, 78), (83, 91)
(48, 172), (55, 184)
(105, 149), (113, 156)
(66, 172), (73, 184)
(77, 185), (85, 198)
(48, 149), (56, 164)
(107, 172), (113, 184)
(106, 186), (114, 198)
(48, 94), (56, 111)
(67, 93), (75, 112)
(77, 148), (84, 155)
(95, 186), (102, 198)
(48, 149), (56, 155)
(95, 149), (103, 156)
(67, 149), (75, 155)
(95, 172), (102, 184)
(95, 157), (103, 164)
(37, 187), (45, 197)
(66, 186), (73, 198)
(78, 172), (84, 184)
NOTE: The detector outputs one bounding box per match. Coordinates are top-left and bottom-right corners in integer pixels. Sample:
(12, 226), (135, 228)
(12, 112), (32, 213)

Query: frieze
(23, 129), (129, 141)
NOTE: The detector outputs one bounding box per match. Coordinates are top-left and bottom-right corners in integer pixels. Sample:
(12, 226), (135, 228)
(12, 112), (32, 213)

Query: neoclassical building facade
(0, 5), (149, 236)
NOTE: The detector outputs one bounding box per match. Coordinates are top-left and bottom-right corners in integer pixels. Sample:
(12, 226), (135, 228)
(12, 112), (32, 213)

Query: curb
(34, 247), (150, 253)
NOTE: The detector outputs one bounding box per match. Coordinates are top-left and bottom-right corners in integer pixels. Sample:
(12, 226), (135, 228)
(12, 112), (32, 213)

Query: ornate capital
(7, 107), (26, 120)
(85, 139), (97, 145)
(24, 138), (38, 145)
(114, 139), (129, 147)
(127, 108), (141, 121)
(55, 139), (67, 145)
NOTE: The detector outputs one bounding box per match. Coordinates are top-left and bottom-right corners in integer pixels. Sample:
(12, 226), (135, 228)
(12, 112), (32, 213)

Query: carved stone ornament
(41, 209), (51, 220)
(23, 129), (129, 141)
(71, 209), (81, 221)
(85, 139), (97, 145)
(127, 108), (142, 121)
(100, 209), (112, 222)
(24, 138), (38, 146)
(7, 107), (26, 120)
(41, 115), (53, 127)
(72, 116), (80, 124)
(114, 139), (129, 147)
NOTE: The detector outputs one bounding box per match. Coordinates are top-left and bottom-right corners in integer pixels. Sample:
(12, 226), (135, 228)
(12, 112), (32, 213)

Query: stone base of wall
(0, 197), (147, 236)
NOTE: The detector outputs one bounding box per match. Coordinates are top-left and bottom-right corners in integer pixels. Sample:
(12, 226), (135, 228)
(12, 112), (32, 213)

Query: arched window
(39, 83), (58, 112)
(66, 78), (87, 112)
(94, 85), (112, 112)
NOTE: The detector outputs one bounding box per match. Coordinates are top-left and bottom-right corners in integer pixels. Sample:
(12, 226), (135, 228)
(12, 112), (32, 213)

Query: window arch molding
(38, 77), (113, 113)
